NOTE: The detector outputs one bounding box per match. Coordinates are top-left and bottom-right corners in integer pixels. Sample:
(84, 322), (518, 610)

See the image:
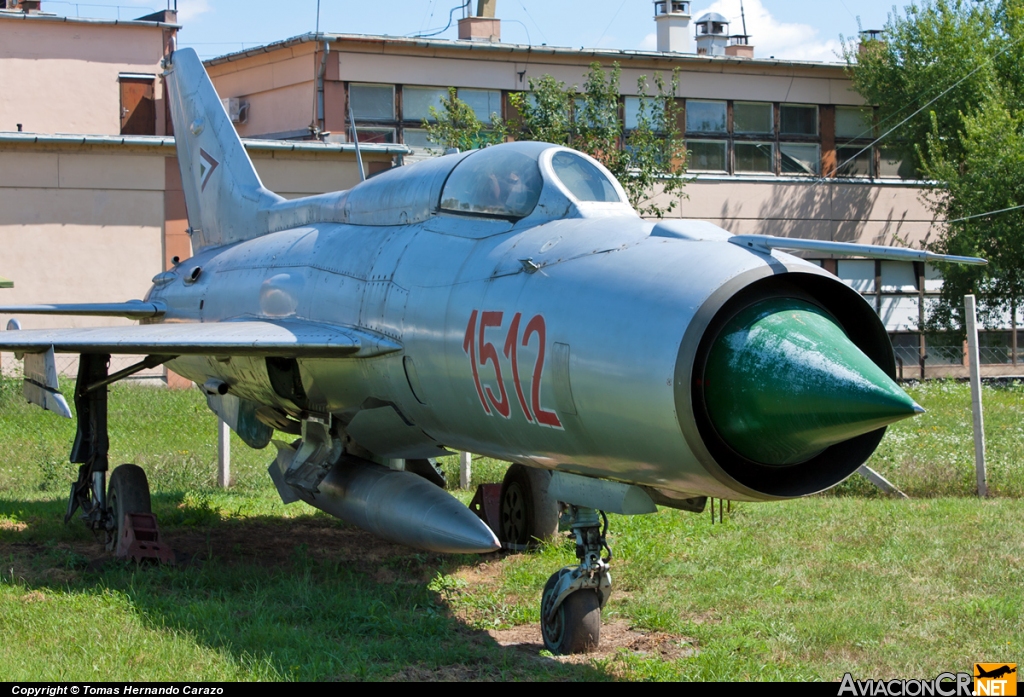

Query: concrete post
(459, 451), (472, 490)
(217, 417), (231, 488)
(964, 294), (987, 497)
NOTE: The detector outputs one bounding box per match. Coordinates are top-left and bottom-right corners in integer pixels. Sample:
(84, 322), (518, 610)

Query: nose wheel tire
(498, 464), (559, 548)
(541, 570), (601, 655)
(106, 464), (152, 551)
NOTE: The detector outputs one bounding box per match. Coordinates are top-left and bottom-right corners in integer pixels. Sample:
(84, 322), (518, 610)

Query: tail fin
(165, 48), (283, 251)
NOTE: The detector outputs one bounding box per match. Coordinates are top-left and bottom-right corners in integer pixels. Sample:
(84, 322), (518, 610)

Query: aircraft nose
(702, 297), (923, 466)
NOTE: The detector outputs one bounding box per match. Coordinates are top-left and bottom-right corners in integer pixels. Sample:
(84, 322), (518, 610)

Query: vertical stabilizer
(164, 48), (283, 250)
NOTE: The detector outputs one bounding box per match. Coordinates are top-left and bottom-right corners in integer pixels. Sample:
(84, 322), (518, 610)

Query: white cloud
(177, 0), (211, 22)
(644, 0), (844, 63)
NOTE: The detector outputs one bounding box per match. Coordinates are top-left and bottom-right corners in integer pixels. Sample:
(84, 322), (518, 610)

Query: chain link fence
(1, 352), (167, 384)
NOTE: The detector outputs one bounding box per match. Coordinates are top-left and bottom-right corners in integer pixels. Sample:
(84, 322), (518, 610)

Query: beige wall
(0, 139), (380, 377)
(657, 178), (939, 249)
(0, 17), (170, 135)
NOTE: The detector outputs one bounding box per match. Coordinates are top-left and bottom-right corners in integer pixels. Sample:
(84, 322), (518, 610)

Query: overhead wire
(832, 27), (1022, 174)
(594, 0), (628, 48)
(515, 0), (548, 45)
(413, 0), (471, 38)
(947, 203), (1024, 224)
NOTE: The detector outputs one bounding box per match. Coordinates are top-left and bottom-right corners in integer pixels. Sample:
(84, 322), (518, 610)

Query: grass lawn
(0, 378), (1020, 681)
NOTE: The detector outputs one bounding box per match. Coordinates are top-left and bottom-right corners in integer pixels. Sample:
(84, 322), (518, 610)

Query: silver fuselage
(150, 211), (841, 503)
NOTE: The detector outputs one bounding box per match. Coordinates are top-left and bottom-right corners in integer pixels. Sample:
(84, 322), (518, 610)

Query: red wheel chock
(115, 512), (175, 564)
(468, 483), (502, 538)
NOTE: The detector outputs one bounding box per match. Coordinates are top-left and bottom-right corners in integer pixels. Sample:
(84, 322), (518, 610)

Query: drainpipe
(311, 40), (330, 138)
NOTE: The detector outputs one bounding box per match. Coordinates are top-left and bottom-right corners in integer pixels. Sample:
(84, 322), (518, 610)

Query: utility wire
(414, 0), (470, 38)
(516, 0), (547, 45)
(594, 0), (628, 48)
(947, 203), (1024, 224)
(833, 31), (1021, 173)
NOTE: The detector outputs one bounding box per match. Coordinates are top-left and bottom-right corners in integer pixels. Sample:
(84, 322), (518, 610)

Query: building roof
(201, 31), (847, 70)
(0, 132), (410, 155)
(695, 12), (729, 24)
(0, 9), (180, 29)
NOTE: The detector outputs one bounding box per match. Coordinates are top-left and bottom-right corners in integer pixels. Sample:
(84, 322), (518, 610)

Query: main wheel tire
(541, 571), (601, 655)
(107, 464), (151, 551)
(498, 464), (559, 548)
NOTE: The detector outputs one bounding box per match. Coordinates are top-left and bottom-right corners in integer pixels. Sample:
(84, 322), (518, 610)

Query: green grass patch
(0, 377), (1021, 680)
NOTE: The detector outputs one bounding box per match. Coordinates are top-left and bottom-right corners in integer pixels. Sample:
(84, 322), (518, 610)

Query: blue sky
(45, 0), (910, 62)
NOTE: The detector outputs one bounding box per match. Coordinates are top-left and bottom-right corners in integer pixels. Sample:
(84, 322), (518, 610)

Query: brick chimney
(458, 0), (500, 42)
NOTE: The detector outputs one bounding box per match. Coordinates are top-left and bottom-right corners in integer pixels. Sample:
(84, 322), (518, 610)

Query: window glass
(735, 142), (774, 173)
(551, 151), (620, 202)
(350, 84), (395, 121)
(881, 261), (917, 292)
(441, 148), (543, 218)
(686, 100), (726, 133)
(835, 106), (873, 139)
(779, 104), (817, 136)
(879, 147), (914, 179)
(458, 88), (502, 124)
(733, 102), (772, 134)
(780, 142), (819, 174)
(778, 143), (819, 175)
(355, 128), (395, 144)
(837, 259), (874, 292)
(625, 97), (641, 130)
(688, 140), (727, 171)
(836, 145), (872, 177)
(403, 128), (439, 149)
(624, 96), (665, 130)
(404, 86), (448, 122)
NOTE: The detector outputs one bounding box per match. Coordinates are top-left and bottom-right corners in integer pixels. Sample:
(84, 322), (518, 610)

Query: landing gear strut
(65, 353), (113, 536)
(540, 506), (612, 655)
(64, 353), (160, 551)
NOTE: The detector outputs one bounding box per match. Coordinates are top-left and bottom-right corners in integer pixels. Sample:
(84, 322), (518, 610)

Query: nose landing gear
(540, 506), (612, 655)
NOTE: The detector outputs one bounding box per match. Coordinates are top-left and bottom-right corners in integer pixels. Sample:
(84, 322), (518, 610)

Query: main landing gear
(494, 464), (613, 655)
(64, 353), (163, 556)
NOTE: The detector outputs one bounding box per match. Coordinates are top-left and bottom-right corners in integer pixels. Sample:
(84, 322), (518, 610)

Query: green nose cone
(704, 298), (923, 466)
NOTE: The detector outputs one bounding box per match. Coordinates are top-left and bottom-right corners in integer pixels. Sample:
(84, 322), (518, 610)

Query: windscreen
(551, 151), (621, 203)
(440, 148), (543, 218)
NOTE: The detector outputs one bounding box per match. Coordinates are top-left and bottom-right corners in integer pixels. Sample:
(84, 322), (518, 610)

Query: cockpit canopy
(440, 145), (624, 220)
(334, 141), (633, 226)
(441, 147), (544, 218)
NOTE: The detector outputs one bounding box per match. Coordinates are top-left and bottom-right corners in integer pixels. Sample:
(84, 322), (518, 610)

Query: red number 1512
(463, 310), (562, 428)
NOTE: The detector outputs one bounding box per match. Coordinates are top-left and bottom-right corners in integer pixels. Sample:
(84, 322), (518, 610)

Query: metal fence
(894, 344), (1021, 367)
(1, 353), (166, 383)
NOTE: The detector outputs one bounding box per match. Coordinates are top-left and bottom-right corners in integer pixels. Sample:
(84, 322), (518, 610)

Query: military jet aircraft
(0, 48), (985, 655)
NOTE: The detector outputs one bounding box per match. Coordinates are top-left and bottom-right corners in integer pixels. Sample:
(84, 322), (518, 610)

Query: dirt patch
(384, 663), (513, 682)
(167, 517), (428, 569)
(488, 620), (697, 663)
(0, 520), (28, 532)
(19, 590), (46, 602)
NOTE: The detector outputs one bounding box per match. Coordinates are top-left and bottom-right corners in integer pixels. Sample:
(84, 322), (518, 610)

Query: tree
(425, 87), (504, 153)
(844, 0), (1024, 334)
(426, 63), (689, 218)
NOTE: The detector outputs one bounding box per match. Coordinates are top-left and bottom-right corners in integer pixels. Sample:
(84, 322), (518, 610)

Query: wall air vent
(221, 97), (249, 125)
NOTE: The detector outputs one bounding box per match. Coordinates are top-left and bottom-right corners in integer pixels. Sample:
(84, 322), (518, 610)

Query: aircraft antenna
(740, 0), (747, 36)
(347, 97), (366, 182)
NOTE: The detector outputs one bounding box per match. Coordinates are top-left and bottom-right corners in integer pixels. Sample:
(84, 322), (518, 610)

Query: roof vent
(654, 0), (693, 53)
(695, 12), (730, 56)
